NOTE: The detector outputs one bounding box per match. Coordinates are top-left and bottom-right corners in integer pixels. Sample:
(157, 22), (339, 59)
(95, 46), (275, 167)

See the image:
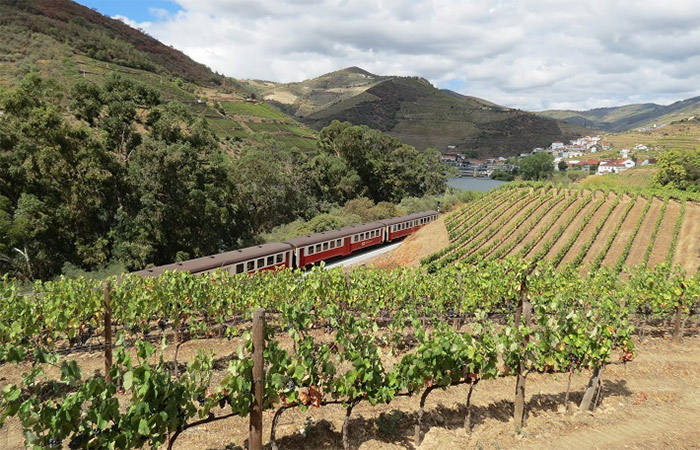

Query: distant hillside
(0, 0), (317, 152)
(262, 67), (588, 158)
(538, 96), (700, 132)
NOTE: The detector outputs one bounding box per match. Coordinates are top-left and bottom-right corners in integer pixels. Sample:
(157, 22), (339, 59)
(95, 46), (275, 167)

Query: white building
(597, 158), (636, 174)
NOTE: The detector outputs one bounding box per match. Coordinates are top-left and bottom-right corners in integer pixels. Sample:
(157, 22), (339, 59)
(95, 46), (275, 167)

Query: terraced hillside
(424, 184), (700, 274)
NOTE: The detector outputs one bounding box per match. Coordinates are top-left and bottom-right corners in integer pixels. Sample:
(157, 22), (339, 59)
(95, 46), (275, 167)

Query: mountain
(259, 67), (590, 158)
(538, 96), (700, 133)
(0, 0), (318, 152)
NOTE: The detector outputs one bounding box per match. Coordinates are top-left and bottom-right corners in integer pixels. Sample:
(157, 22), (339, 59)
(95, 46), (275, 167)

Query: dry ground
(2, 333), (698, 450)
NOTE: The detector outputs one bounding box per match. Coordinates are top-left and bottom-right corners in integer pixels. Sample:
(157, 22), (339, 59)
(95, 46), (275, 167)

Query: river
(447, 177), (508, 191)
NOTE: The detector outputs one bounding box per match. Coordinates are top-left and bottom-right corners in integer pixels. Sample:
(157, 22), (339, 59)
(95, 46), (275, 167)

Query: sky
(75, 0), (700, 111)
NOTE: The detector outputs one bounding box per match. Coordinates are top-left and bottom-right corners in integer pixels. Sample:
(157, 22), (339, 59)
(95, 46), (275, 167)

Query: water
(447, 177), (508, 191)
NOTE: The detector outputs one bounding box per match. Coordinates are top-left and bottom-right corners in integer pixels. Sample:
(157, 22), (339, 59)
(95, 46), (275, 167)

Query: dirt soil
(674, 202), (700, 274)
(601, 196), (649, 267)
(578, 195), (631, 270)
(3, 333), (698, 450)
(625, 197), (664, 267)
(366, 214), (450, 269)
(646, 200), (681, 268)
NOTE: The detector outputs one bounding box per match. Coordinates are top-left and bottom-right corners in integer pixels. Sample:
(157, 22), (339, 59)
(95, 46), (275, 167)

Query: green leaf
(123, 371), (133, 391)
(138, 418), (150, 435)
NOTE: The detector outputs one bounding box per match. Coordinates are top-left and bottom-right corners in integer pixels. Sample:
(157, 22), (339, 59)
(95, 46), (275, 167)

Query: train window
(236, 263), (244, 274)
(257, 258), (265, 268)
(329, 241), (335, 249)
(267, 256), (274, 266)
(337, 239), (343, 246)
(315, 244), (322, 252)
(276, 254), (284, 264)
(323, 242), (329, 251)
(247, 261), (255, 271)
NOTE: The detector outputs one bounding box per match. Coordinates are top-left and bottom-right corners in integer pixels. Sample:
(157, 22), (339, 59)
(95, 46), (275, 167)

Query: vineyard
(425, 183), (700, 275)
(1, 259), (699, 449)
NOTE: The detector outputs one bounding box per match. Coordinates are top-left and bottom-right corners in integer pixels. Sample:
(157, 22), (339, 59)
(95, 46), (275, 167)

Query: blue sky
(76, 1), (181, 23)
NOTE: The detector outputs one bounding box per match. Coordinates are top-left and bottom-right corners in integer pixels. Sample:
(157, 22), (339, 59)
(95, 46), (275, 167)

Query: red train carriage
(284, 222), (385, 268)
(134, 210), (440, 277)
(133, 243), (293, 277)
(380, 210), (439, 242)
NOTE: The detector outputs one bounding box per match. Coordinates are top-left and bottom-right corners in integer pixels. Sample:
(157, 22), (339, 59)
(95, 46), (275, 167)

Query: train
(134, 210), (439, 277)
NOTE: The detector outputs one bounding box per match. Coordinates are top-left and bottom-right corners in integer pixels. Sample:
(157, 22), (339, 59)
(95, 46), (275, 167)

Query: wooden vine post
(103, 280), (113, 383)
(513, 270), (531, 428)
(673, 282), (685, 343)
(249, 308), (265, 450)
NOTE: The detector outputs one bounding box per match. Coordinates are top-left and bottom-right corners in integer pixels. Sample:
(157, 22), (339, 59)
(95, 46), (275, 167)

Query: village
(441, 135), (657, 178)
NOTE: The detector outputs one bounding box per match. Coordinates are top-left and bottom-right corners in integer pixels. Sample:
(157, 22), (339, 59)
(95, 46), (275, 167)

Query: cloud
(119, 0), (700, 110)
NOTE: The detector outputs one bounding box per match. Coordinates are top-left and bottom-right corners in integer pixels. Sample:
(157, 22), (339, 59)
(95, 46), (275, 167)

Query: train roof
(283, 221), (386, 248)
(377, 210), (439, 226)
(133, 242), (293, 277)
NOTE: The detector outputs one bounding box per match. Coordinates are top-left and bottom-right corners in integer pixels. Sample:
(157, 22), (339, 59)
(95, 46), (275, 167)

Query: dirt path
(673, 201), (700, 274)
(456, 192), (533, 252)
(523, 196), (584, 259)
(543, 195), (599, 262)
(601, 196), (649, 267)
(495, 193), (565, 258)
(463, 192), (542, 256)
(578, 195), (630, 270)
(368, 214), (450, 269)
(508, 193), (571, 256)
(647, 200), (681, 268)
(481, 191), (555, 258)
(625, 197), (664, 268)
(559, 192), (614, 266)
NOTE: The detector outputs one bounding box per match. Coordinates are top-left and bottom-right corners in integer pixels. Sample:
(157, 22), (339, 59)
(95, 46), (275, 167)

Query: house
(639, 158), (657, 166)
(597, 158), (635, 174)
(570, 159), (599, 171)
(551, 142), (564, 150)
(440, 152), (463, 162)
(602, 142), (612, 150)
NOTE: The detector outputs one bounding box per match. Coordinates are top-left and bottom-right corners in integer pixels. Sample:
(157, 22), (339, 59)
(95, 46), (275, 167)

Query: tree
(654, 148), (700, 191)
(519, 153), (554, 181)
(112, 106), (244, 269)
(0, 73), (119, 278)
(318, 121), (448, 203)
(557, 160), (568, 172)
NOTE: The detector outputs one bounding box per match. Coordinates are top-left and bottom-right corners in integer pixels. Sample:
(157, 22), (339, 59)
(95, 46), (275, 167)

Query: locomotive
(134, 210), (439, 277)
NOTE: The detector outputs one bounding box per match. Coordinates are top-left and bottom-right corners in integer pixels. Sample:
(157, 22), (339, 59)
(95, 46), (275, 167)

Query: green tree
(557, 160), (568, 172)
(519, 152), (555, 181)
(233, 134), (314, 234)
(654, 148), (700, 191)
(318, 121), (448, 202)
(112, 106), (244, 269)
(0, 73), (119, 278)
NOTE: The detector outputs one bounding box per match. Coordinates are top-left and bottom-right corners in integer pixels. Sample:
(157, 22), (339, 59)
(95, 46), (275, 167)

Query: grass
(220, 101), (289, 120)
(604, 120), (700, 153)
(578, 167), (659, 189)
(206, 118), (249, 138)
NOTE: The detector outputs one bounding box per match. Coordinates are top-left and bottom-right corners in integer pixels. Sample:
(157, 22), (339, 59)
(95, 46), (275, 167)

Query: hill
(261, 67), (589, 158)
(0, 0), (318, 152)
(538, 96), (700, 133)
(425, 184), (700, 275)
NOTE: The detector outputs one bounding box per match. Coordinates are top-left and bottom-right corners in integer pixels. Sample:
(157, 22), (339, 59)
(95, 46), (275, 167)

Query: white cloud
(119, 0), (700, 110)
